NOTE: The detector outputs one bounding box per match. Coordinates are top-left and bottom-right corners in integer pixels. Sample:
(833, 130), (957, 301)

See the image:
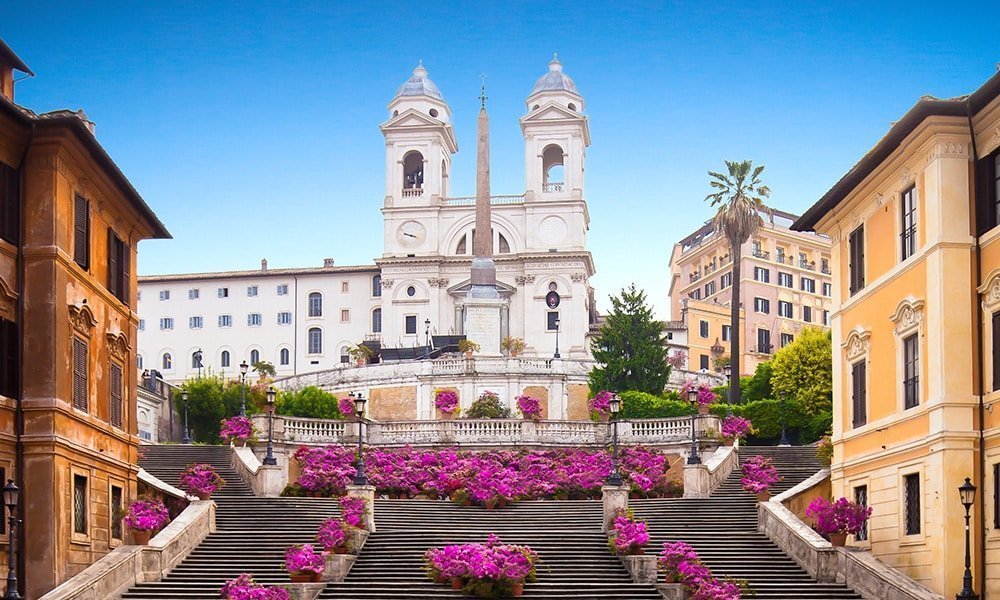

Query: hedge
(619, 391), (694, 419)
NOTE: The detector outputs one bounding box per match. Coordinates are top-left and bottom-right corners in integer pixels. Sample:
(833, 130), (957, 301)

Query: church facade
(137, 58), (599, 383)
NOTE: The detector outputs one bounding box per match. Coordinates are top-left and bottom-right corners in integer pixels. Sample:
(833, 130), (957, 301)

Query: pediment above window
(889, 297), (924, 336)
(842, 327), (871, 362)
(979, 269), (1000, 311)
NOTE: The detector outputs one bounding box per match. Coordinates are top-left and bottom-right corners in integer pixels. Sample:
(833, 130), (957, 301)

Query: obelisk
(464, 77), (502, 355)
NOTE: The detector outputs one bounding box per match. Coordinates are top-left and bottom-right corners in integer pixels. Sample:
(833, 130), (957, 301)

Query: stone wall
(566, 384), (590, 420)
(368, 386), (417, 420)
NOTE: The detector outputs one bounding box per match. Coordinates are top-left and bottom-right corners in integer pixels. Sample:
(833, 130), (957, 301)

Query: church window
(546, 312), (560, 331)
(405, 315), (417, 334)
(549, 282), (558, 291)
(429, 108), (439, 118)
(402, 151), (424, 189)
(406, 286), (416, 297)
(568, 103), (576, 111)
(162, 352), (172, 370)
(456, 234), (467, 255)
(372, 275), (382, 297)
(542, 144), (564, 188)
(372, 308), (382, 333)
(498, 233), (510, 254)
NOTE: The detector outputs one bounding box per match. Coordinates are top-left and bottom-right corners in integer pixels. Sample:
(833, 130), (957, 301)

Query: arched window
(498, 232), (510, 254)
(308, 328), (323, 354)
(372, 275), (382, 297)
(372, 308), (382, 333)
(340, 346), (350, 364)
(542, 144), (565, 189)
(456, 233), (468, 255)
(402, 151), (424, 189)
(250, 349), (260, 365)
(280, 348), (290, 366)
(308, 292), (323, 317)
(192, 351), (202, 368)
(162, 353), (172, 370)
(221, 350), (231, 368)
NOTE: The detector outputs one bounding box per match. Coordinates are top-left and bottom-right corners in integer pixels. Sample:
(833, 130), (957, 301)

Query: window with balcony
(778, 272), (793, 288)
(778, 301), (793, 318)
(903, 334), (919, 409)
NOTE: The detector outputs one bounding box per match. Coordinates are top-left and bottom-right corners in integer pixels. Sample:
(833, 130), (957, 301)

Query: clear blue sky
(5, 1), (998, 319)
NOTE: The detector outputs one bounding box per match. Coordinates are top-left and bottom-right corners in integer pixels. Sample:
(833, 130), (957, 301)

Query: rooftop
(531, 55), (579, 96)
(395, 61), (444, 101)
(138, 262), (378, 284)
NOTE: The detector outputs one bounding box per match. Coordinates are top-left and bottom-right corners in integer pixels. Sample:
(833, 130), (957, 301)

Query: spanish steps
(120, 443), (863, 599)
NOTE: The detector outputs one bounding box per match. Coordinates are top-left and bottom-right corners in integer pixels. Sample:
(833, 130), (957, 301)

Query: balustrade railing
(401, 187), (423, 197)
(542, 182), (564, 193)
(284, 416), (346, 443)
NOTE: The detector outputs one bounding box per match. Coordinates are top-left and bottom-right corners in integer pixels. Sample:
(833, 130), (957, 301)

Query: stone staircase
(632, 445), (861, 599)
(138, 444), (254, 498)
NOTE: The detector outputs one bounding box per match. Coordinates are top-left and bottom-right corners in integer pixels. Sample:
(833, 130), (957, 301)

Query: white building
(138, 57), (599, 384)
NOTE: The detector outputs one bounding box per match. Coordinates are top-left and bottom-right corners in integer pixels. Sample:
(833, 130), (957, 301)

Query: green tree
(277, 386), (343, 419)
(253, 361), (276, 377)
(705, 160), (771, 404)
(589, 285), (670, 395)
(740, 360), (774, 403)
(176, 375), (266, 442)
(770, 328), (833, 416)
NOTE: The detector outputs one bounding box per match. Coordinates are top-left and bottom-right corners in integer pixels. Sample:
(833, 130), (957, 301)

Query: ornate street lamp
(779, 393), (790, 447)
(553, 318), (561, 359)
(4, 479), (20, 599)
(723, 363), (733, 417)
(956, 477), (978, 600)
(424, 318), (431, 360)
(239, 361), (249, 417)
(606, 393), (623, 486)
(352, 392), (369, 486)
(686, 388), (701, 465)
(263, 387), (278, 466)
(181, 391), (191, 444)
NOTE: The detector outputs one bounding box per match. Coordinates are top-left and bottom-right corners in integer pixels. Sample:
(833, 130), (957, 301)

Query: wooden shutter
(107, 229), (119, 298)
(0, 162), (19, 245)
(73, 195), (90, 269)
(852, 361), (866, 427)
(72, 337), (88, 412)
(0, 319), (16, 399)
(110, 362), (123, 428)
(993, 311), (1000, 392)
(121, 239), (130, 306)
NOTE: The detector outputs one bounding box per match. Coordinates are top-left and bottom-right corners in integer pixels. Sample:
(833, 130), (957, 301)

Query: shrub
(741, 360), (773, 403)
(176, 375), (267, 442)
(709, 397), (828, 444)
(277, 386), (343, 420)
(619, 391), (694, 419)
(465, 391), (510, 419)
(805, 497), (871, 536)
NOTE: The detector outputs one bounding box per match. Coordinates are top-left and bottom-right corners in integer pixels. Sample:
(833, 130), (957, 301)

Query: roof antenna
(480, 73), (488, 108)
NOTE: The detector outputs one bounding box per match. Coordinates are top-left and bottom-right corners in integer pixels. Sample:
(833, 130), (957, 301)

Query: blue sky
(5, 1), (998, 318)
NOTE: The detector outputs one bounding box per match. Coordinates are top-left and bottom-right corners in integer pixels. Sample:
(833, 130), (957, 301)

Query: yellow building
(794, 69), (1000, 597)
(669, 207), (833, 375)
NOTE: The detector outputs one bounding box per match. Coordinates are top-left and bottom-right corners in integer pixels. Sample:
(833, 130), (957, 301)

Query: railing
(689, 271), (702, 283)
(704, 263), (717, 274)
(799, 260), (816, 271)
(401, 187), (423, 197)
(284, 416), (346, 443)
(821, 266), (831, 275)
(542, 182), (564, 193)
(443, 194), (526, 206)
(752, 249), (770, 259)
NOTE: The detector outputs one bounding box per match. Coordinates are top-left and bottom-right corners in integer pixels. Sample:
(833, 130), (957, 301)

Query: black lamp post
(606, 393), (623, 486)
(553, 318), (561, 359)
(956, 477), (978, 600)
(352, 392), (369, 486)
(686, 388), (701, 465)
(263, 386), (277, 466)
(4, 479), (20, 600)
(239, 361), (249, 417)
(723, 363), (733, 417)
(424, 318), (431, 359)
(181, 391), (191, 444)
(779, 393), (790, 447)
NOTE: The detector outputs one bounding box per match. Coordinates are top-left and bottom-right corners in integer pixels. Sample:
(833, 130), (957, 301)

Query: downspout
(15, 120), (35, 597)
(293, 275), (298, 374)
(966, 99), (987, 599)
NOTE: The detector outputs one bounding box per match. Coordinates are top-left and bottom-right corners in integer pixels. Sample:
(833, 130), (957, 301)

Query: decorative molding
(889, 297), (925, 336)
(898, 167), (914, 189)
(515, 274), (537, 285)
(979, 269), (1000, 310)
(0, 275), (17, 321)
(427, 277), (449, 288)
(926, 141), (968, 162)
(841, 327), (871, 362)
(380, 279), (394, 289)
(106, 331), (131, 362)
(571, 273), (585, 283)
(993, 125), (1000, 145)
(68, 303), (98, 338)
(875, 192), (886, 208)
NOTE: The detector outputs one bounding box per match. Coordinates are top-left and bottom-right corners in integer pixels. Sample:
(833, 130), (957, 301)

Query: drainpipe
(293, 275), (298, 374)
(966, 100), (987, 599)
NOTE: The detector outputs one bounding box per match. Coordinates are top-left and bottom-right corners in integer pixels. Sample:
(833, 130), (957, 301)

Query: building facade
(668, 208), (833, 376)
(0, 40), (170, 597)
(793, 70), (1000, 597)
(138, 58), (599, 384)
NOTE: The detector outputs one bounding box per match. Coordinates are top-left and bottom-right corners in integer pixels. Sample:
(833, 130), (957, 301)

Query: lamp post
(424, 318), (431, 360)
(181, 391), (191, 444)
(686, 388), (701, 465)
(352, 392), (369, 486)
(723, 363), (733, 417)
(4, 479), (20, 600)
(956, 477), (979, 600)
(263, 387), (277, 466)
(779, 393), (790, 447)
(239, 361), (249, 417)
(606, 393), (623, 486)
(553, 317), (561, 359)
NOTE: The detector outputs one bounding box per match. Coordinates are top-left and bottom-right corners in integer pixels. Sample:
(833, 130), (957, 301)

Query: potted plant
(316, 517), (352, 554)
(465, 391), (511, 419)
(339, 496), (368, 529)
(657, 541), (700, 583)
(720, 416), (753, 446)
(458, 339), (480, 358)
(588, 390), (613, 422)
(220, 573), (290, 600)
(695, 385), (717, 415)
(805, 497), (872, 547)
(338, 396), (356, 418)
(434, 389), (460, 419)
(219, 415), (255, 446)
(608, 509), (649, 555)
(348, 344), (375, 366)
(515, 394), (542, 421)
(179, 463), (225, 500)
(122, 497), (170, 545)
(501, 336), (526, 357)
(740, 455), (781, 501)
(283, 544), (325, 582)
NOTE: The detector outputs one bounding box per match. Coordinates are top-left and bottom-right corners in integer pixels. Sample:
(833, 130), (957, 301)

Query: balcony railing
(401, 187), (423, 197)
(799, 260), (816, 271)
(821, 266), (831, 275)
(542, 182), (564, 193)
(443, 194), (526, 206)
(689, 271), (703, 283)
(752, 249), (770, 259)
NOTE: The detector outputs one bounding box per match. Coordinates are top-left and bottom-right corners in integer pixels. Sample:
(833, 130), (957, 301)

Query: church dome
(395, 61), (444, 100)
(531, 55), (578, 95)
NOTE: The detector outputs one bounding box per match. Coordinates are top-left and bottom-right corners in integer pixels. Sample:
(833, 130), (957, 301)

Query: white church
(137, 57), (599, 383)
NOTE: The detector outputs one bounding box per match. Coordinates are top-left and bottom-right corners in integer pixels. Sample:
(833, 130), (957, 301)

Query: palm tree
(705, 160), (771, 405)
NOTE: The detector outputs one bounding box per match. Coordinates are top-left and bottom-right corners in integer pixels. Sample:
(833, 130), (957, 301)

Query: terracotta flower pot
(755, 491), (771, 502)
(196, 492), (211, 501)
(723, 438), (735, 446)
(599, 413), (610, 423)
(440, 411), (453, 421)
(698, 404), (710, 415)
(290, 572), (319, 583)
(511, 582), (524, 597)
(828, 532), (848, 547)
(332, 545), (349, 555)
(485, 500), (497, 510)
(131, 529), (151, 545)
(627, 546), (645, 556)
(664, 573), (678, 584)
(451, 577), (464, 590)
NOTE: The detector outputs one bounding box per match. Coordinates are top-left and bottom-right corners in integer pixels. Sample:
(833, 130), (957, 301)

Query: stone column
(346, 485), (376, 533)
(683, 463), (711, 499)
(601, 484), (629, 533)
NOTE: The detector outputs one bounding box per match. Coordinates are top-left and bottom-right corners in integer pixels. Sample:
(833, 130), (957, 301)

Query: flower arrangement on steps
(338, 396), (355, 418)
(339, 496), (369, 529)
(179, 463), (226, 500)
(589, 390), (613, 421)
(515, 394), (542, 421)
(658, 541), (746, 599)
(283, 544), (325, 582)
(316, 517), (354, 554)
(424, 534), (538, 598)
(740, 455), (782, 500)
(607, 509), (649, 555)
(805, 496), (872, 547)
(720, 416), (754, 445)
(123, 497), (170, 545)
(282, 445), (680, 502)
(219, 415), (257, 446)
(220, 573), (290, 600)
(434, 388), (460, 419)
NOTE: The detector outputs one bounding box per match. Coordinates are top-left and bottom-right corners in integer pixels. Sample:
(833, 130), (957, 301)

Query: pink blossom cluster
(315, 517), (350, 550)
(338, 396), (355, 416)
(679, 381), (718, 406)
(179, 463), (225, 496)
(291, 445), (676, 501)
(424, 535), (538, 593)
(658, 541), (742, 599)
(515, 395), (542, 418)
(339, 496), (367, 528)
(740, 455), (781, 494)
(122, 498), (170, 532)
(720, 416), (753, 440)
(282, 544), (325, 575)
(434, 389), (460, 413)
(588, 390), (613, 414)
(220, 416), (255, 445)
(805, 497), (872, 537)
(220, 573), (290, 600)
(667, 351), (688, 370)
(609, 511), (650, 554)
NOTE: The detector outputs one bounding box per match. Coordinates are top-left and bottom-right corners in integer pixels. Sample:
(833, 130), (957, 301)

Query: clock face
(396, 220), (426, 248)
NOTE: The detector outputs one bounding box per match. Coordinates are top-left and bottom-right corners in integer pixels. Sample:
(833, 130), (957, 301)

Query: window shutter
(121, 240), (130, 306)
(993, 311), (1000, 392)
(0, 163), (19, 245)
(72, 337), (88, 412)
(852, 361), (866, 427)
(0, 319), (16, 398)
(107, 229), (118, 298)
(74, 196), (90, 269)
(110, 363), (123, 428)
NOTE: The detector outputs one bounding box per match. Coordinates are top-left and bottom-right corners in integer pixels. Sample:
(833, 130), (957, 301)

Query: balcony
(752, 249), (770, 260)
(543, 182), (564, 193)
(821, 266), (831, 275)
(401, 187), (424, 198)
(704, 262), (718, 274)
(689, 271), (703, 283)
(443, 194), (526, 206)
(799, 260), (816, 271)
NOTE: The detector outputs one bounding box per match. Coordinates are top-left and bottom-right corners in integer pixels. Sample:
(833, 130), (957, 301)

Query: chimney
(261, 258), (268, 271)
(323, 258), (335, 268)
(0, 39), (34, 102)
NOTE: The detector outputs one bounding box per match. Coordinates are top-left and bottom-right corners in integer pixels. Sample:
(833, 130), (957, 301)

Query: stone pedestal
(321, 553), (357, 582)
(346, 485), (376, 532)
(464, 295), (503, 356)
(683, 463), (711, 499)
(280, 583), (326, 600)
(620, 555), (658, 584)
(601, 484), (629, 533)
(656, 583), (688, 599)
(258, 464), (285, 497)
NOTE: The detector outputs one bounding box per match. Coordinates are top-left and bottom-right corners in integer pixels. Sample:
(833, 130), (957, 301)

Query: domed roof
(531, 54), (578, 96)
(395, 61), (444, 100)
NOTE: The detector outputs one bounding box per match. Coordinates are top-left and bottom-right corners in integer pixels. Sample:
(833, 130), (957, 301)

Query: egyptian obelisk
(464, 77), (503, 355)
